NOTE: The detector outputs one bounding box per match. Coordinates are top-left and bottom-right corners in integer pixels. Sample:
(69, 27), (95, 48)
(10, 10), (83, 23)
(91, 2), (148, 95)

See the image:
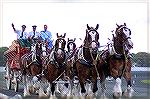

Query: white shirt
(15, 30), (28, 39)
(28, 31), (40, 39)
(40, 30), (52, 41)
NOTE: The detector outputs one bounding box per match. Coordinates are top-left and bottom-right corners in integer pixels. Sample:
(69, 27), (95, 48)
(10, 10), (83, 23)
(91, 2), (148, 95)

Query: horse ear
(74, 38), (76, 42)
(68, 38), (69, 41)
(116, 23), (119, 27)
(95, 24), (99, 30)
(87, 24), (90, 30)
(56, 33), (59, 38)
(63, 33), (66, 38)
(124, 23), (126, 26)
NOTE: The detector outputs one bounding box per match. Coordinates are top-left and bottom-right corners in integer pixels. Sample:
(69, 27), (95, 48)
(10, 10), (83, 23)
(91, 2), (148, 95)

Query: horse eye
(124, 28), (127, 31)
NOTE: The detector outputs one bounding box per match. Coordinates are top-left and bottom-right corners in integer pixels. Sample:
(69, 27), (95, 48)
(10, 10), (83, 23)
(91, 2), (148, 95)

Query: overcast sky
(0, 0), (149, 53)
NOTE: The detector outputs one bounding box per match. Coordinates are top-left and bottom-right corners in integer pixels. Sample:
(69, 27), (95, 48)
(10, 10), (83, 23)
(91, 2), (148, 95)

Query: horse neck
(82, 44), (94, 63)
(114, 36), (124, 54)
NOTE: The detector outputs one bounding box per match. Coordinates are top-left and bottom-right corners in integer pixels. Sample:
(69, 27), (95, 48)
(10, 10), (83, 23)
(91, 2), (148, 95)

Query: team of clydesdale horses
(5, 23), (134, 98)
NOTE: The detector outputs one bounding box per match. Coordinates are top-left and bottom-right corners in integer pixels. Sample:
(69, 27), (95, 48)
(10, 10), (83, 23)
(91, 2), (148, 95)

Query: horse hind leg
(113, 77), (122, 98)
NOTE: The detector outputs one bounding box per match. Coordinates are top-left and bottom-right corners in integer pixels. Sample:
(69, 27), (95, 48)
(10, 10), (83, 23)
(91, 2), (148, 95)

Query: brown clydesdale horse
(74, 24), (100, 96)
(66, 38), (77, 80)
(20, 39), (43, 96)
(65, 38), (80, 96)
(43, 33), (67, 96)
(98, 23), (134, 98)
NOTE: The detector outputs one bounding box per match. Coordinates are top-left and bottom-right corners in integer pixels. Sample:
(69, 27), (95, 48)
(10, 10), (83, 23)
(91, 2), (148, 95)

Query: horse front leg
(123, 67), (134, 98)
(111, 68), (122, 97)
(79, 79), (86, 93)
(91, 72), (98, 93)
(46, 83), (51, 96)
(100, 79), (107, 98)
(78, 78), (87, 98)
(38, 80), (47, 98)
(49, 83), (57, 99)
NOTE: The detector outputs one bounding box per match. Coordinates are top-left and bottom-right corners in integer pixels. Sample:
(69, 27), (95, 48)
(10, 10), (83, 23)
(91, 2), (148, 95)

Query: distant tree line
(131, 52), (150, 67)
(0, 47), (150, 67)
(0, 47), (8, 66)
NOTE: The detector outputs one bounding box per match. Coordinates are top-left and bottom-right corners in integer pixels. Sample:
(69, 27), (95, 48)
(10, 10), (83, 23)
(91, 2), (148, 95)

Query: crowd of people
(12, 23), (53, 49)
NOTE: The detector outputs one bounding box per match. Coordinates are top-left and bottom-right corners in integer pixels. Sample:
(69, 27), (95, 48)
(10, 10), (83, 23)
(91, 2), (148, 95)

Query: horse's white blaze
(58, 39), (63, 48)
(89, 31), (97, 49)
(91, 42), (97, 49)
(69, 43), (74, 51)
(42, 44), (47, 56)
(57, 49), (63, 56)
(123, 28), (130, 38)
(89, 31), (96, 41)
(113, 78), (122, 94)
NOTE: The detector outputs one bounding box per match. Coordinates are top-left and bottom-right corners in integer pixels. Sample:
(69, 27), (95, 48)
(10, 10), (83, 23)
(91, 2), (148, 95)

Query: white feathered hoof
(11, 94), (22, 99)
(100, 94), (108, 99)
(113, 78), (122, 98)
(46, 91), (51, 97)
(29, 86), (35, 94)
(67, 96), (73, 99)
(123, 86), (134, 98)
(113, 92), (122, 99)
(39, 91), (48, 98)
(24, 89), (31, 97)
(79, 93), (87, 99)
(100, 96), (108, 99)
(49, 95), (57, 99)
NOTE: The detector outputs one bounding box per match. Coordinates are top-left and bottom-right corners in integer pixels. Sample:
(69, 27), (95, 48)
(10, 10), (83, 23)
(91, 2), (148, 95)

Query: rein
(89, 49), (100, 78)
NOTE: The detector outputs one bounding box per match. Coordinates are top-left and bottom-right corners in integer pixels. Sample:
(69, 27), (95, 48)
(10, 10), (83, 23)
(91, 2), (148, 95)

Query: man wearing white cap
(29, 25), (40, 40)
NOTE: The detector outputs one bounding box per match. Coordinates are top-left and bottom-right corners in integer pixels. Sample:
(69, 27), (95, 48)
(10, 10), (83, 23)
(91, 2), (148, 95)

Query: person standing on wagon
(11, 23), (29, 47)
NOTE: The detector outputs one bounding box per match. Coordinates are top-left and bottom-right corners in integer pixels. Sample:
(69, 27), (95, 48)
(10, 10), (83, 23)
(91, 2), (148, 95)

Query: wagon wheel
(5, 63), (12, 90)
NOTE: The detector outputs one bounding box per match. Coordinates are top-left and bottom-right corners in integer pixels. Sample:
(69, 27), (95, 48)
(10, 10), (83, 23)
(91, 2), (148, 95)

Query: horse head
(67, 38), (76, 53)
(54, 33), (66, 63)
(85, 24), (100, 52)
(114, 23), (133, 54)
(83, 24), (100, 58)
